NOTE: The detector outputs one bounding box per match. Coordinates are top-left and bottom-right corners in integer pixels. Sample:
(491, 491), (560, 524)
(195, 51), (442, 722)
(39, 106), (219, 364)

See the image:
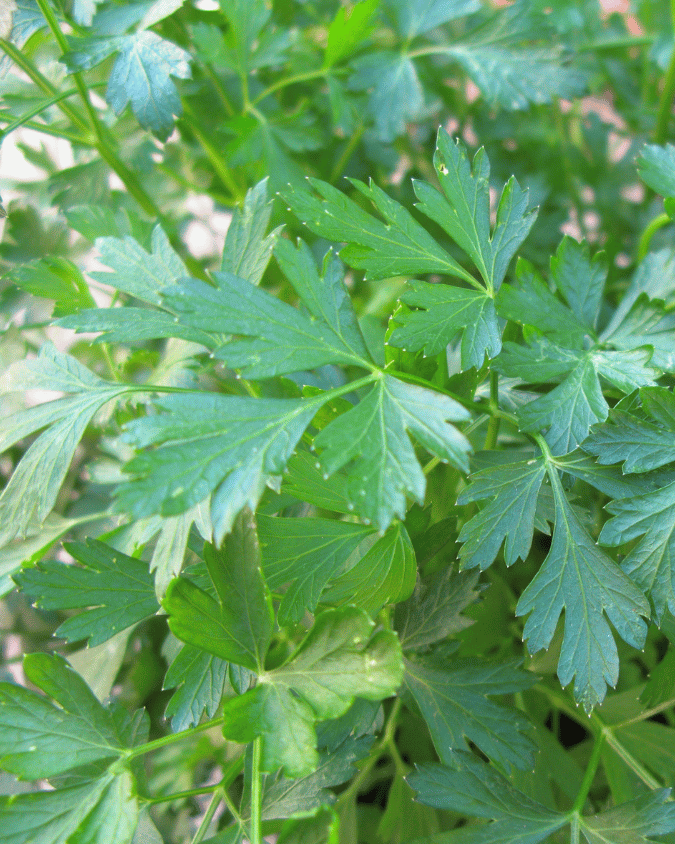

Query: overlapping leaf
(313, 374), (471, 531)
(517, 470), (650, 712)
(0, 344), (129, 547)
(14, 538), (158, 646)
(221, 606), (403, 776)
(163, 645), (229, 731)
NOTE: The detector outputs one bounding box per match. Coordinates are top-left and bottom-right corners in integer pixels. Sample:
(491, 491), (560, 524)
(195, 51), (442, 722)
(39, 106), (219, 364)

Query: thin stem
(0, 39), (89, 133)
(123, 717), (225, 762)
(637, 212), (671, 261)
(483, 370), (500, 450)
(0, 82), (106, 140)
(330, 123), (366, 183)
(249, 738), (263, 844)
(181, 100), (244, 200)
(655, 0), (675, 143)
(191, 790), (223, 844)
(202, 63), (235, 116)
(252, 68), (329, 105)
(572, 729), (605, 814)
(144, 783), (222, 805)
(601, 726), (662, 789)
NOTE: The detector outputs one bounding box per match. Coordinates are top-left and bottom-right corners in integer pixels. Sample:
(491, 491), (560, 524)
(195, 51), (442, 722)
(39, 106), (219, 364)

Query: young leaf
(403, 656), (537, 770)
(324, 0), (378, 67)
(6, 256), (96, 317)
(320, 522), (416, 615)
(413, 130), (537, 295)
(457, 458), (547, 571)
(163, 514), (273, 671)
(14, 538), (158, 647)
(0, 344), (128, 547)
(221, 606), (403, 776)
(258, 515), (375, 625)
(0, 653), (126, 778)
(517, 471), (650, 711)
(281, 450), (353, 514)
(163, 645), (229, 731)
(388, 281), (501, 370)
(408, 755), (566, 843)
(313, 374), (471, 531)
(220, 178), (282, 285)
(395, 565), (480, 650)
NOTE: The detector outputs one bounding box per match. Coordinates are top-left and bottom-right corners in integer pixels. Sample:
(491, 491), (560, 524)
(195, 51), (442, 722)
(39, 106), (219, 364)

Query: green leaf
(407, 755), (566, 844)
(600, 480), (675, 622)
(58, 307), (215, 347)
(163, 266), (372, 379)
(320, 521), (417, 615)
(388, 281), (501, 370)
(85, 225), (187, 306)
(457, 458), (547, 571)
(259, 736), (372, 820)
(638, 143), (675, 197)
(579, 790), (675, 843)
(549, 235), (606, 332)
(395, 565), (480, 650)
(324, 0), (378, 67)
(0, 344), (127, 547)
(413, 130), (537, 294)
(106, 32), (192, 139)
(7, 256), (96, 317)
(403, 656), (536, 770)
(220, 178), (282, 286)
(517, 470), (650, 711)
(387, 0), (480, 38)
(601, 293), (675, 372)
(258, 515), (375, 625)
(221, 606), (403, 776)
(0, 653), (126, 778)
(281, 450), (353, 514)
(282, 175), (476, 284)
(14, 539), (158, 647)
(313, 374), (471, 531)
(163, 513), (273, 671)
(0, 771), (138, 844)
(117, 391), (326, 530)
(163, 645), (229, 731)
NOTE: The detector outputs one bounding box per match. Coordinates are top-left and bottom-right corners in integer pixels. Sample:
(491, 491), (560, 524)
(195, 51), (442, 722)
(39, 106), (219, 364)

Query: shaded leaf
(163, 645), (229, 731)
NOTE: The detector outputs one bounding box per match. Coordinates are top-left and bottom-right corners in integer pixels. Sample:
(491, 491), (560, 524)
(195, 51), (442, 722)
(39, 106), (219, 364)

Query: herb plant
(1, 1), (675, 842)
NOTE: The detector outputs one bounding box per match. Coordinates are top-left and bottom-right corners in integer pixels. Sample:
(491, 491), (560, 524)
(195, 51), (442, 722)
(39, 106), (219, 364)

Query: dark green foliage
(2, 1), (675, 843)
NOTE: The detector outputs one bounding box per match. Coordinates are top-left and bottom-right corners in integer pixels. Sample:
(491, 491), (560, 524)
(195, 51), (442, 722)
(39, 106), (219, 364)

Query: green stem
(384, 367), (476, 412)
(191, 790), (223, 844)
(181, 100), (244, 200)
(637, 212), (671, 261)
(0, 39), (89, 132)
(249, 738), (263, 844)
(483, 370), (500, 450)
(330, 122), (366, 183)
(572, 729), (605, 814)
(252, 68), (329, 105)
(655, 0), (675, 143)
(600, 725), (662, 789)
(203, 63), (235, 116)
(0, 82), (106, 140)
(123, 717), (225, 762)
(144, 783), (222, 805)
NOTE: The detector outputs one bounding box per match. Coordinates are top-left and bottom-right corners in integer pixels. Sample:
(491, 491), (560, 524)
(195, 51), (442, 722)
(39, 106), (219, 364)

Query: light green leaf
(221, 178), (281, 285)
(314, 374), (471, 531)
(0, 653), (125, 778)
(517, 471), (650, 711)
(388, 281), (501, 370)
(638, 143), (675, 197)
(324, 0), (378, 67)
(549, 235), (606, 331)
(579, 790), (675, 843)
(258, 515), (375, 625)
(403, 656), (536, 770)
(7, 256), (96, 317)
(320, 522), (417, 614)
(58, 307), (215, 347)
(600, 293), (675, 372)
(395, 565), (480, 650)
(281, 450), (353, 514)
(14, 539), (158, 647)
(457, 458), (547, 570)
(282, 175), (476, 284)
(107, 32), (192, 140)
(87, 225), (187, 306)
(0, 771), (138, 844)
(163, 645), (229, 731)
(387, 0), (480, 38)
(413, 130), (536, 294)
(163, 513), (273, 671)
(138, 0), (187, 31)
(117, 391), (326, 521)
